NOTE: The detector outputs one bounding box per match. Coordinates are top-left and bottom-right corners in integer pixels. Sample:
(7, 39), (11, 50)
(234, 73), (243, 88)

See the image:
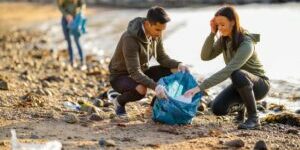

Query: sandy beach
(0, 2), (299, 150)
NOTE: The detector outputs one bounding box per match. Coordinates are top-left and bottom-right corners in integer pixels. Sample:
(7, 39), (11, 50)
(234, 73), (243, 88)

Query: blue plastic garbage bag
(69, 13), (87, 37)
(152, 72), (202, 125)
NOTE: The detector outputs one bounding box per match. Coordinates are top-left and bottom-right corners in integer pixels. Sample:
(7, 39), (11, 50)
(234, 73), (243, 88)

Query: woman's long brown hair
(215, 6), (244, 51)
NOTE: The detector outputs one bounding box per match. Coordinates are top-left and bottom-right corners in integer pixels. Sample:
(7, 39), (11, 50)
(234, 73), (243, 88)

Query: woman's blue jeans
(61, 17), (84, 66)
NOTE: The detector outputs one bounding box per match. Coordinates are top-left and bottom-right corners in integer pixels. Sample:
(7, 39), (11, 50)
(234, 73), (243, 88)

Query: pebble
(30, 134), (39, 139)
(0, 79), (9, 90)
(89, 113), (104, 121)
(225, 139), (245, 148)
(286, 129), (299, 135)
(64, 113), (79, 124)
(198, 103), (206, 111)
(99, 138), (116, 147)
(254, 140), (268, 150)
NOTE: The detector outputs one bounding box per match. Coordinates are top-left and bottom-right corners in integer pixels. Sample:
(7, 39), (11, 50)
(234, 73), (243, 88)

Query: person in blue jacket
(57, 0), (86, 68)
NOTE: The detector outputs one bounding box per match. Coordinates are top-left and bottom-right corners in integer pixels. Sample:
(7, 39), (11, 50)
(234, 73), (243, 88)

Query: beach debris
(263, 113), (300, 127)
(63, 101), (81, 111)
(78, 100), (101, 114)
(11, 129), (62, 150)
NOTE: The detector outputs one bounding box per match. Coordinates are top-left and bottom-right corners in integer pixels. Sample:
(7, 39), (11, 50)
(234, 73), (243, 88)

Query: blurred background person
(57, 0), (86, 68)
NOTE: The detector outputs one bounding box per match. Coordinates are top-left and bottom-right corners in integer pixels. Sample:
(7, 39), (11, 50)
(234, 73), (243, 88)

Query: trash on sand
(11, 129), (62, 150)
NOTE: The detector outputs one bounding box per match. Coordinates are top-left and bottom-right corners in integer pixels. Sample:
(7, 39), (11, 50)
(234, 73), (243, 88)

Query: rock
(257, 104), (266, 112)
(89, 113), (104, 121)
(117, 123), (127, 127)
(83, 92), (93, 98)
(31, 111), (55, 119)
(64, 113), (79, 124)
(69, 78), (78, 83)
(198, 103), (206, 111)
(0, 79), (9, 90)
(44, 89), (52, 96)
(71, 86), (78, 93)
(286, 129), (299, 135)
(0, 141), (6, 146)
(219, 140), (225, 144)
(102, 107), (114, 113)
(157, 128), (180, 135)
(145, 143), (160, 148)
(98, 139), (116, 147)
(269, 103), (286, 112)
(41, 81), (51, 88)
(253, 140), (268, 150)
(103, 101), (112, 107)
(109, 113), (116, 119)
(36, 88), (46, 95)
(86, 82), (95, 88)
(43, 75), (64, 82)
(30, 134), (39, 139)
(196, 111), (204, 116)
(22, 92), (45, 107)
(93, 99), (104, 107)
(225, 139), (245, 148)
(120, 137), (136, 142)
(261, 101), (267, 109)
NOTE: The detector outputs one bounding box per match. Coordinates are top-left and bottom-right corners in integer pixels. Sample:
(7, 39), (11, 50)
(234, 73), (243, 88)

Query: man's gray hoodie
(109, 17), (180, 90)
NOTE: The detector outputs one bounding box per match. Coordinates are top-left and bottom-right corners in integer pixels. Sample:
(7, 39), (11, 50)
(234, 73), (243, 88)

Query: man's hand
(155, 85), (168, 99)
(184, 86), (201, 98)
(178, 63), (189, 72)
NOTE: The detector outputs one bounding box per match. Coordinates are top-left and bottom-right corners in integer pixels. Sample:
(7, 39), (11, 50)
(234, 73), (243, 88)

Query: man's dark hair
(146, 6), (170, 24)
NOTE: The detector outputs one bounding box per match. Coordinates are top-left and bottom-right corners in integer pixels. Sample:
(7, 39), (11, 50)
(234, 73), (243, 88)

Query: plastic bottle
(63, 101), (81, 111)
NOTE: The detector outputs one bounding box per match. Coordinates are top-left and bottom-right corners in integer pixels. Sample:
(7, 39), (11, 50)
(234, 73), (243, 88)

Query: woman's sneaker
(238, 115), (261, 130)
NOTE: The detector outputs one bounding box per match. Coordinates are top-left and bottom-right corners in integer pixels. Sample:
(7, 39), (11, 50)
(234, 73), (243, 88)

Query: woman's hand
(184, 86), (201, 98)
(155, 85), (168, 99)
(210, 17), (217, 34)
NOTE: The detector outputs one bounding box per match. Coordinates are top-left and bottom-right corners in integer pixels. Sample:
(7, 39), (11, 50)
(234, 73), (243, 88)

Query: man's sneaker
(116, 105), (127, 116)
(112, 98), (127, 116)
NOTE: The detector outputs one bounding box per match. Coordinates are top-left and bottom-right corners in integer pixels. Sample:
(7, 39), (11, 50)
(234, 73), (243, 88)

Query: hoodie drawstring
(147, 42), (150, 65)
(154, 40), (157, 59)
(146, 39), (157, 65)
